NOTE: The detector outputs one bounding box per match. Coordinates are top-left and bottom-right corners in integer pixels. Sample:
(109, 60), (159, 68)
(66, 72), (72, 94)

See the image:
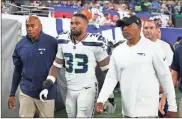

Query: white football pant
(65, 83), (98, 118)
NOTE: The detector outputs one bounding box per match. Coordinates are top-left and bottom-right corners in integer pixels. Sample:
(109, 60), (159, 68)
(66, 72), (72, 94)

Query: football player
(39, 13), (111, 118)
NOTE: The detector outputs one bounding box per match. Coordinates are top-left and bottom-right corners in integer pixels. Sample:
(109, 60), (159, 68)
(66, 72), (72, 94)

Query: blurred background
(1, 0), (182, 27)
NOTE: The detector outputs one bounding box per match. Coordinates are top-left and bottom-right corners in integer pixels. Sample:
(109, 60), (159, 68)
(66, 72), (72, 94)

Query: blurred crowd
(75, 0), (182, 28)
(1, 0), (182, 28)
(131, 0), (182, 14)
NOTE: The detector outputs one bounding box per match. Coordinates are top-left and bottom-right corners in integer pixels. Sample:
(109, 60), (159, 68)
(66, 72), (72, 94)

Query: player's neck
(74, 32), (87, 41)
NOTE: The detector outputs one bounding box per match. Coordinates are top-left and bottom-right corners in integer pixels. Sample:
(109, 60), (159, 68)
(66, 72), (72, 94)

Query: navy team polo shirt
(171, 44), (182, 92)
(10, 32), (57, 99)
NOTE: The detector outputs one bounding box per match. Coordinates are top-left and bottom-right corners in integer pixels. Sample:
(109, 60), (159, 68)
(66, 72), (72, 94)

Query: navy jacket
(171, 44), (182, 92)
(10, 32), (57, 99)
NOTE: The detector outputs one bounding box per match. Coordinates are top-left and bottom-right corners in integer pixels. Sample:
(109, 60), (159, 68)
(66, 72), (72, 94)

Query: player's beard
(71, 29), (82, 37)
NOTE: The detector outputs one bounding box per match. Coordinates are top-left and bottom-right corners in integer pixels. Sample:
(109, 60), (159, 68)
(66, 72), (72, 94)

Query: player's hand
(158, 94), (166, 115)
(8, 96), (15, 109)
(95, 102), (104, 114)
(165, 111), (177, 118)
(39, 89), (48, 102)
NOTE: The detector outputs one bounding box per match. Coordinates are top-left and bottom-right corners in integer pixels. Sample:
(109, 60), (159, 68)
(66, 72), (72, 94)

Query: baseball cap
(116, 15), (142, 27)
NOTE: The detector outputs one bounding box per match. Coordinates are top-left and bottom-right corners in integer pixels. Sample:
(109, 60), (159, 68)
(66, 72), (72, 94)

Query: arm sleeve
(10, 46), (22, 96)
(56, 43), (64, 60)
(152, 47), (177, 112)
(165, 44), (174, 66)
(97, 54), (119, 103)
(95, 43), (108, 62)
(171, 47), (179, 72)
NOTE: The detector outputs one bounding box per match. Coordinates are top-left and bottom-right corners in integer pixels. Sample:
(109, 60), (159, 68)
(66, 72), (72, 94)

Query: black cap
(116, 15), (142, 27)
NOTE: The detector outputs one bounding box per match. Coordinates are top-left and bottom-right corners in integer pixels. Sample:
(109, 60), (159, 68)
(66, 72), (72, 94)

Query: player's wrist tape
(47, 75), (56, 83)
(42, 76), (56, 90)
(100, 65), (109, 71)
(53, 61), (63, 68)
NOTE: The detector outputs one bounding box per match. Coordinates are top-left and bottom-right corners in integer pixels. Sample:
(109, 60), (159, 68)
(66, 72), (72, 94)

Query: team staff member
(156, 28), (174, 53)
(142, 20), (174, 117)
(174, 36), (182, 49)
(8, 16), (57, 117)
(170, 44), (182, 117)
(95, 15), (177, 118)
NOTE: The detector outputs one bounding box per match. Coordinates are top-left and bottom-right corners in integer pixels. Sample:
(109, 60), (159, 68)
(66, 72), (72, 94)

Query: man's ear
(156, 27), (160, 34)
(84, 24), (88, 31)
(138, 24), (142, 30)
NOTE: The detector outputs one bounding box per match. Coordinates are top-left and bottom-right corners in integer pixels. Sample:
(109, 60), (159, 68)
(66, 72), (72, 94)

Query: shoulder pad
(88, 33), (107, 43)
(89, 33), (100, 38)
(57, 31), (70, 40)
(60, 31), (69, 35)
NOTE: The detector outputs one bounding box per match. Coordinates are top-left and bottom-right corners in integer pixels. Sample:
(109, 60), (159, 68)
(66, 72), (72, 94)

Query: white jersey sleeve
(152, 45), (177, 112)
(56, 31), (69, 59)
(93, 35), (108, 62)
(95, 46), (108, 62)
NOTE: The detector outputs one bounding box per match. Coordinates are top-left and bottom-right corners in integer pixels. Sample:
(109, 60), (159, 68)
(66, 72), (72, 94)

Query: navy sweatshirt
(10, 32), (57, 100)
(171, 44), (182, 92)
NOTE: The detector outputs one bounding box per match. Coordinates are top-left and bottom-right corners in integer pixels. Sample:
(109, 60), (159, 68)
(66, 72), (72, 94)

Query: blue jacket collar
(26, 31), (44, 43)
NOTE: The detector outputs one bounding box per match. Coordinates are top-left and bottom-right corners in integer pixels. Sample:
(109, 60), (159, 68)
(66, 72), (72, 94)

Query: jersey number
(64, 53), (88, 73)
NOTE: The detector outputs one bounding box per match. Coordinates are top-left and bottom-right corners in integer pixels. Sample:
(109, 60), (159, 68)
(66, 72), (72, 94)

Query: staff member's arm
(39, 42), (64, 102)
(159, 70), (178, 115)
(95, 54), (118, 114)
(152, 46), (177, 117)
(159, 46), (179, 114)
(159, 43), (174, 93)
(171, 46), (180, 86)
(159, 44), (175, 114)
(8, 46), (22, 109)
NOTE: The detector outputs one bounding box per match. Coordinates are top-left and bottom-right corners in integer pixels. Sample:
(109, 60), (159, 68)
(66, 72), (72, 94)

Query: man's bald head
(26, 16), (42, 40)
(26, 16), (41, 25)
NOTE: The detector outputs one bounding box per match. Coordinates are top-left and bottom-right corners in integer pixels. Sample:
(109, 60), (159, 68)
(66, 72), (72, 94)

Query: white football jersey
(56, 32), (108, 90)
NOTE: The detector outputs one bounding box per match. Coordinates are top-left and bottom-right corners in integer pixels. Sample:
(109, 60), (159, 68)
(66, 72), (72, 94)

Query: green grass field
(55, 88), (181, 118)
(54, 92), (122, 118)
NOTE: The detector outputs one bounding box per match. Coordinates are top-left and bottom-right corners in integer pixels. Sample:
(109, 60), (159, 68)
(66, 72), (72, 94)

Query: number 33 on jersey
(56, 32), (108, 89)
